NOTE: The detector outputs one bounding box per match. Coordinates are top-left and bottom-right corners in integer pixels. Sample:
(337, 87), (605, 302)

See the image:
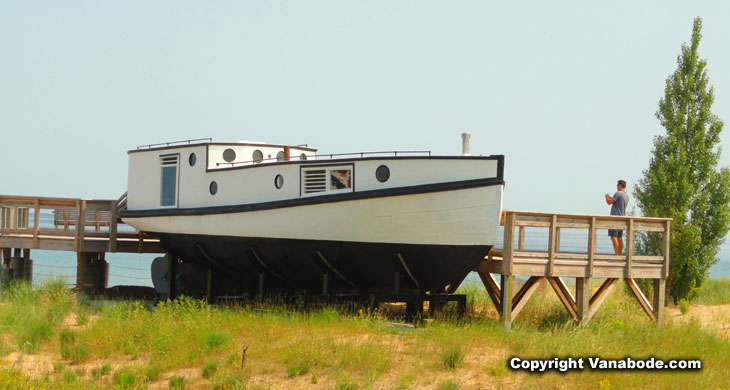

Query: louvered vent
(303, 169), (327, 193)
(161, 155), (179, 165)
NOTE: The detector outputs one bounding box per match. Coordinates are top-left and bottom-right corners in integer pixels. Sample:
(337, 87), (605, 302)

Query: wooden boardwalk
(0, 194), (163, 291)
(461, 210), (671, 328)
(0, 194), (163, 255)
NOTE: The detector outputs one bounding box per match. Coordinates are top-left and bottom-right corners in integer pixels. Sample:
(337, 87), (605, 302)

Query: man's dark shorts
(608, 229), (623, 238)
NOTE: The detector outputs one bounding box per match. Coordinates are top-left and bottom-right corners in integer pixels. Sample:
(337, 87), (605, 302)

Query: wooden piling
(500, 275), (514, 330)
(576, 277), (590, 324)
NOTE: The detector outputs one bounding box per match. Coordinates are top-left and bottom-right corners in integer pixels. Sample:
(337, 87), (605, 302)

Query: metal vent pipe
(461, 132), (471, 156)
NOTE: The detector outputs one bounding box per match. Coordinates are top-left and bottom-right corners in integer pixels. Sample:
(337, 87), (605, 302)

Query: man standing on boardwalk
(605, 180), (629, 255)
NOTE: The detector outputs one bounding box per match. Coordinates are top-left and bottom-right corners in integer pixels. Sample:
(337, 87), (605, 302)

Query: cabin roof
(129, 140), (317, 154)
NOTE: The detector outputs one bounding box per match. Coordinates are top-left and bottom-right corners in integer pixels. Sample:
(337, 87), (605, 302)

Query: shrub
(113, 369), (137, 389)
(678, 299), (691, 315)
(145, 366), (162, 381)
(169, 376), (186, 389)
(201, 329), (229, 352)
(441, 345), (464, 370)
(62, 370), (77, 384)
(202, 361), (219, 379)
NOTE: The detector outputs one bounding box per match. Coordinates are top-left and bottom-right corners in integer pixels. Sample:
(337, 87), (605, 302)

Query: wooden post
(137, 231), (144, 253)
(576, 277), (590, 324)
(653, 279), (666, 325)
(74, 201), (81, 251)
(1, 248), (10, 266)
(663, 221), (671, 279)
(585, 278), (618, 322)
(588, 217), (596, 277)
(518, 226), (525, 251)
(32, 199), (40, 249)
(500, 275), (514, 330)
(502, 213), (515, 275)
(63, 209), (69, 231)
(109, 201), (118, 253)
(626, 218), (634, 278)
(547, 214), (557, 276)
(76, 252), (87, 290)
(78, 200), (86, 253)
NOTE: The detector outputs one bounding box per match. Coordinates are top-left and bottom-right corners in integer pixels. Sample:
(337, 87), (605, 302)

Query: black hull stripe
(120, 177), (504, 218)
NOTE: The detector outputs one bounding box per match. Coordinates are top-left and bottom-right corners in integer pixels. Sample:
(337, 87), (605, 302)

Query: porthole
(299, 153), (307, 161)
(188, 153), (196, 167)
(209, 181), (218, 195)
(376, 165), (390, 182)
(274, 174), (284, 189)
(252, 149), (263, 163)
(276, 151), (286, 161)
(222, 148), (236, 162)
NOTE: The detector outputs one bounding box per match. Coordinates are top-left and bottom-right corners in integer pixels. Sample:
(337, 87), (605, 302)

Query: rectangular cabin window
(330, 169), (352, 190)
(301, 165), (354, 195)
(160, 155), (179, 207)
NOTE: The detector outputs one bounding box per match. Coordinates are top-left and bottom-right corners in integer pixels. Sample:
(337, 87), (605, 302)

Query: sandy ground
(666, 303), (730, 338)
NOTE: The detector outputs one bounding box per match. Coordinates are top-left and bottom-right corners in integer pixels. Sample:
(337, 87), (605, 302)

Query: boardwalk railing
(481, 210), (671, 279)
(470, 210), (671, 328)
(0, 195), (162, 254)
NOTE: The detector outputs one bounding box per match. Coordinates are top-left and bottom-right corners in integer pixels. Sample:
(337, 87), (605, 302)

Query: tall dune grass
(0, 279), (728, 389)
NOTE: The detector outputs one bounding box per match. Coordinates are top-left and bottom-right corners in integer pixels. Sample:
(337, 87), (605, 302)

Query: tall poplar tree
(634, 17), (730, 302)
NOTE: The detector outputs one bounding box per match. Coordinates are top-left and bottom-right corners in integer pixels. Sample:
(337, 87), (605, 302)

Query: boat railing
(217, 150), (432, 167)
(136, 138), (213, 150)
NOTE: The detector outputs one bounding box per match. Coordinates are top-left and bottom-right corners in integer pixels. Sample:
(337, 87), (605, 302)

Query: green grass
(145, 365), (162, 381)
(695, 278), (730, 305)
(113, 368), (137, 389)
(169, 375), (186, 389)
(438, 379), (459, 390)
(440, 345), (464, 370)
(1, 279), (730, 389)
(201, 361), (218, 379)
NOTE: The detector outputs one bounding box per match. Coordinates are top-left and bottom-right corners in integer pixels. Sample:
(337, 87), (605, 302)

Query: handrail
(217, 150), (433, 167)
(495, 210), (672, 279)
(116, 192), (128, 212)
(136, 138), (212, 150)
(0, 194), (162, 254)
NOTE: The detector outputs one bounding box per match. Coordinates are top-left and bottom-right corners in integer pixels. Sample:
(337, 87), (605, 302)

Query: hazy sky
(2, 1), (729, 217)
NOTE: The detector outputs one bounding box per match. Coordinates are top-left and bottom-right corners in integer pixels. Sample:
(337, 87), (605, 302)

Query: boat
(119, 138), (504, 297)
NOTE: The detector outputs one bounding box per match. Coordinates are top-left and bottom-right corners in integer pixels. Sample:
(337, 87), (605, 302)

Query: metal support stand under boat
(396, 253), (419, 288)
(315, 250), (356, 289)
(245, 247), (295, 288)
